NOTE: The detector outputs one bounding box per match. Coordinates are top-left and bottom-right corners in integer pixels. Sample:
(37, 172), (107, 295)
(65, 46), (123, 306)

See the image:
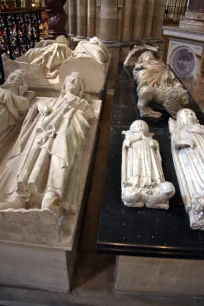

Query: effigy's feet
(139, 108), (162, 118)
(122, 186), (144, 207)
(42, 192), (63, 217)
(0, 198), (26, 210)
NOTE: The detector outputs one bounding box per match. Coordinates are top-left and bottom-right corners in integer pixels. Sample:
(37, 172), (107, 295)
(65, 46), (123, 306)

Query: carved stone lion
(137, 83), (189, 118)
(131, 46), (189, 118)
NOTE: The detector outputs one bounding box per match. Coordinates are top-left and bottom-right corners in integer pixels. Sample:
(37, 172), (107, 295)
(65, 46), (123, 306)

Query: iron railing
(164, 5), (187, 22)
(0, 52), (4, 85)
(0, 9), (41, 59)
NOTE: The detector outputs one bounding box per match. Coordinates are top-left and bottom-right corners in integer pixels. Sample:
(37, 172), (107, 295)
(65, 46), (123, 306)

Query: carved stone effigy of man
(0, 72), (94, 213)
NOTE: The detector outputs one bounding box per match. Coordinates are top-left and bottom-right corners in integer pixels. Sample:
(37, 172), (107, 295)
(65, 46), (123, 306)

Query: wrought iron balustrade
(0, 9), (41, 59)
(164, 5), (187, 22)
(0, 51), (4, 85)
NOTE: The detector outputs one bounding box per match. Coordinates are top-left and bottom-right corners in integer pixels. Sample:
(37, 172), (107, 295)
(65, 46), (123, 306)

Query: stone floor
(1, 76), (204, 306)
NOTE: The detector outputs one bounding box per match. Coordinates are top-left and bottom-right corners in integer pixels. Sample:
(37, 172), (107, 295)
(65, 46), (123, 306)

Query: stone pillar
(100, 0), (117, 43)
(122, 0), (133, 41)
(95, 0), (101, 37)
(143, 0), (155, 38)
(45, 0), (67, 39)
(87, 0), (96, 38)
(132, 0), (146, 39)
(68, 0), (76, 37)
(116, 1), (123, 42)
(76, 0), (87, 39)
(151, 0), (166, 37)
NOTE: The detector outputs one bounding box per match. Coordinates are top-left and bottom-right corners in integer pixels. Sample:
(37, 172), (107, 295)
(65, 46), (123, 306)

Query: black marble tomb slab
(97, 65), (204, 260)
(111, 65), (204, 129)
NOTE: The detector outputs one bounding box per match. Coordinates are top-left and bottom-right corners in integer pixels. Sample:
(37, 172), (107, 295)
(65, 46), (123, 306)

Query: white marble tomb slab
(3, 55), (110, 94)
(0, 98), (102, 251)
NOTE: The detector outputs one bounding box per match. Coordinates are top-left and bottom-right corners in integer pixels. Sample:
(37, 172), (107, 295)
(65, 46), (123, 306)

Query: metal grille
(0, 10), (41, 59)
(164, 4), (187, 22)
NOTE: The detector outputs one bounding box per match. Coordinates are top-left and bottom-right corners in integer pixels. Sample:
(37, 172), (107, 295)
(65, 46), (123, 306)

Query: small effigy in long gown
(172, 124), (204, 210)
(123, 131), (165, 188)
(123, 132), (164, 189)
(122, 121), (175, 209)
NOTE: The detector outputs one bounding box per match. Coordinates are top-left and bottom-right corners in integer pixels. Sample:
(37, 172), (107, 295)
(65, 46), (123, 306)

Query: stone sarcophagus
(3, 36), (111, 94)
(0, 69), (102, 292)
(0, 71), (101, 249)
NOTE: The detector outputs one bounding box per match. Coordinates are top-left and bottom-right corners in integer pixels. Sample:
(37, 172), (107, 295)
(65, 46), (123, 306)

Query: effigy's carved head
(130, 120), (149, 136)
(56, 35), (69, 45)
(89, 36), (101, 45)
(138, 51), (157, 65)
(177, 108), (198, 126)
(159, 182), (175, 198)
(62, 72), (85, 98)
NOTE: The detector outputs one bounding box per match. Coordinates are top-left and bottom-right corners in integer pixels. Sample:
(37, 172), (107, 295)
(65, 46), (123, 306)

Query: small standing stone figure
(122, 120), (175, 209)
(169, 109), (204, 230)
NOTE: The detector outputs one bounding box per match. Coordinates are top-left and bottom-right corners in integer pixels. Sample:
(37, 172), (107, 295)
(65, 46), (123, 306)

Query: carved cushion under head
(124, 44), (160, 67)
(73, 38), (110, 64)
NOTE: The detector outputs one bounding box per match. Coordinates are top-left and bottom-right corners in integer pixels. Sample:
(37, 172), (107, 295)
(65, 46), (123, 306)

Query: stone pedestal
(163, 26), (204, 79)
(45, 0), (67, 39)
(116, 256), (204, 296)
(180, 12), (204, 31)
(0, 243), (71, 293)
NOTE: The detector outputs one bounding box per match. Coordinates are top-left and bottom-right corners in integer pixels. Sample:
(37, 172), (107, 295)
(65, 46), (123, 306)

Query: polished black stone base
(97, 64), (204, 259)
